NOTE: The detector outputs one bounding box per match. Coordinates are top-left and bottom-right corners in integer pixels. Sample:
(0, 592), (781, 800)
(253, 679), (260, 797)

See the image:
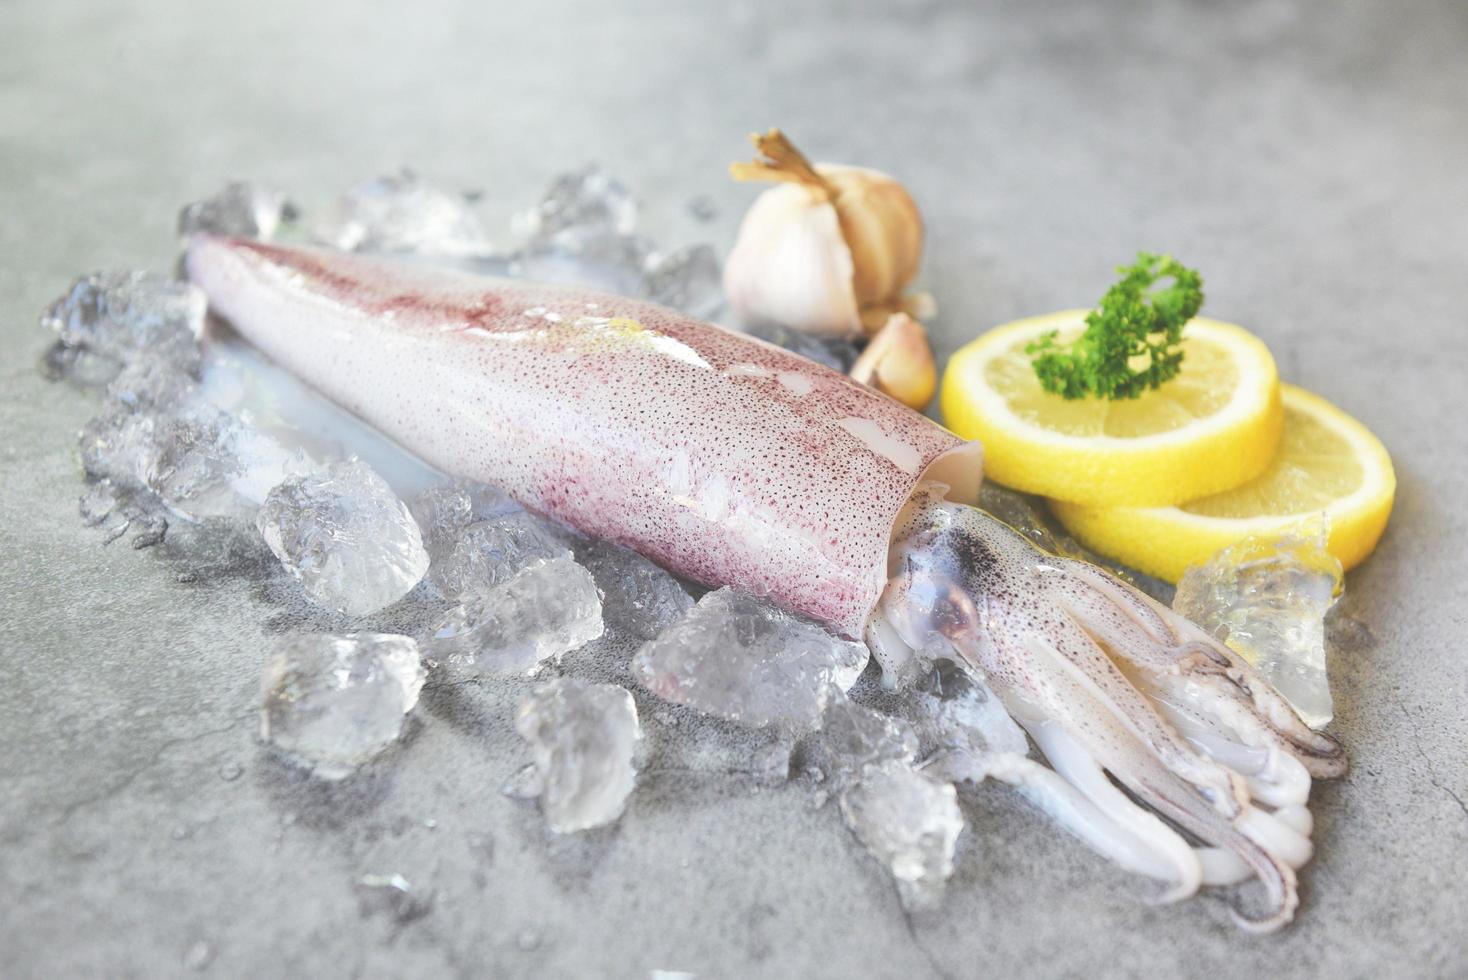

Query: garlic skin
(848, 313), (937, 411)
(821, 165), (923, 315)
(724, 181), (861, 336)
(724, 131), (924, 339)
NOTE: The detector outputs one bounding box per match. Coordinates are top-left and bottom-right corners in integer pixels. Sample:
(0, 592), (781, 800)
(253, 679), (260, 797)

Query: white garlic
(849, 313), (937, 411)
(723, 130), (925, 339)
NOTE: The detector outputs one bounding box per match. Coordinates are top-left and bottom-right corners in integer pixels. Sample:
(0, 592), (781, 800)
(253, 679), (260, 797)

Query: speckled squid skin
(186, 237), (980, 637)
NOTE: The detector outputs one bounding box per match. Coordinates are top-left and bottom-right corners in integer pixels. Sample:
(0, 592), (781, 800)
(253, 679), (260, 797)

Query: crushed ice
(259, 632), (426, 779)
(1173, 516), (1342, 728)
(512, 677), (641, 833)
(41, 168), (993, 906)
(256, 457), (430, 617)
(321, 167), (494, 259)
(430, 556), (604, 675)
(179, 181), (294, 241)
(838, 759), (965, 911)
(632, 587), (869, 731)
(576, 539), (693, 642)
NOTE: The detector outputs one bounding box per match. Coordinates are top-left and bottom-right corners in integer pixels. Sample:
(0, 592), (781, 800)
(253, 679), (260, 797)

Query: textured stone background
(2, 1), (1465, 977)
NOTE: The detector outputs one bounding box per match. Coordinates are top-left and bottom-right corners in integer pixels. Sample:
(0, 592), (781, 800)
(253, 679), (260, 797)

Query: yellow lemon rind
(941, 312), (1283, 507)
(1050, 384), (1396, 583)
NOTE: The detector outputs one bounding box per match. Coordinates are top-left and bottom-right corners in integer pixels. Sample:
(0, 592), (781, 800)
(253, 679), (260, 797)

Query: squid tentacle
(1057, 598), (1313, 807)
(924, 749), (1199, 889)
(186, 237), (1343, 933)
(1012, 633), (1298, 931)
(1031, 612), (1250, 818)
(877, 498), (1345, 931)
(1054, 561), (1346, 778)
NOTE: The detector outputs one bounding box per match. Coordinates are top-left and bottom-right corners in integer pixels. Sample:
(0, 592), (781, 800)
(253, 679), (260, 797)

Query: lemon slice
(1051, 384), (1395, 582)
(941, 311), (1283, 507)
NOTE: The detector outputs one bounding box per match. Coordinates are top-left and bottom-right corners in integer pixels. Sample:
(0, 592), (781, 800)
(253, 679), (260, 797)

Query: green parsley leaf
(1026, 252), (1204, 400)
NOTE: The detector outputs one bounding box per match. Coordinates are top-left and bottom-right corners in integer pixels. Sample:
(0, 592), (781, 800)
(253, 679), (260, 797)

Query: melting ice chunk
(643, 243), (723, 319)
(427, 512), (572, 600)
(515, 166), (638, 241)
(178, 181), (293, 240)
(322, 168), (492, 258)
(104, 355), (198, 410)
(256, 457), (430, 616)
(41, 271), (205, 377)
(259, 632), (426, 779)
(576, 539), (693, 642)
(1173, 518), (1342, 728)
(411, 479), (520, 544)
(809, 694), (919, 794)
(733, 319), (860, 373)
(631, 588), (869, 730)
(838, 759), (965, 911)
(513, 677), (641, 833)
(79, 396), (270, 520)
(978, 483), (1068, 555)
(904, 660), (1030, 758)
(430, 556), (603, 674)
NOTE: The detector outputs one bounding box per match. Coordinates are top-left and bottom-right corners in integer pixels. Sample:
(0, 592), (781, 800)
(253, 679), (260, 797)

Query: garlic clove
(848, 313), (937, 411)
(821, 165), (924, 314)
(722, 182), (861, 337)
(725, 130), (924, 340)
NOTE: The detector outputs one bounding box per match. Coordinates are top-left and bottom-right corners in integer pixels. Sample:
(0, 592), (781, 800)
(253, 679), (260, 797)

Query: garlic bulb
(723, 130), (924, 339)
(849, 313), (937, 411)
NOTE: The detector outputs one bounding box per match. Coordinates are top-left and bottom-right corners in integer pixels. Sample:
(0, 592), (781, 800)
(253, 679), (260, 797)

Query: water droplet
(516, 929), (541, 951)
(171, 824), (192, 841)
(218, 762), (243, 782)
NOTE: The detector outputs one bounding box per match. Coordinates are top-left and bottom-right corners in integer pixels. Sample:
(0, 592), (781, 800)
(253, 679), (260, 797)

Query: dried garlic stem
(729, 129), (835, 200)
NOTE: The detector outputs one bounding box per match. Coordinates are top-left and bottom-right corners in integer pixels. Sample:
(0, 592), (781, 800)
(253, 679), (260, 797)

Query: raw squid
(187, 236), (1344, 931)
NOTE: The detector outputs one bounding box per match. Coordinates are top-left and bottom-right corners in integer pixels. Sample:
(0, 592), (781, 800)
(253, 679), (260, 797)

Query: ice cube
(323, 168), (492, 258)
(79, 480), (123, 528)
(39, 342), (124, 388)
(178, 181), (293, 240)
(642, 243), (723, 319)
(513, 677), (641, 833)
(428, 512), (571, 600)
(430, 556), (603, 674)
(733, 320), (860, 373)
(838, 759), (965, 911)
(576, 540), (693, 642)
(259, 632), (425, 779)
(904, 660), (1030, 757)
(78, 478), (139, 544)
(978, 483), (1068, 555)
(631, 588), (869, 731)
(79, 397), (257, 520)
(410, 478), (521, 544)
(256, 457), (430, 616)
(515, 166), (637, 242)
(1173, 517), (1342, 728)
(41, 271), (205, 376)
(809, 694), (919, 793)
(104, 355), (197, 410)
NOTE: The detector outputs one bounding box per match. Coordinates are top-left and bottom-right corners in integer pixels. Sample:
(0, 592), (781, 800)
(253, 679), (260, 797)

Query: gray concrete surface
(3, 1), (1466, 976)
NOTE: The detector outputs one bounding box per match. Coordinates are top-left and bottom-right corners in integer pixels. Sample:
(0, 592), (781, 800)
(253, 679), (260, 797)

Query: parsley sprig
(1026, 252), (1204, 400)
